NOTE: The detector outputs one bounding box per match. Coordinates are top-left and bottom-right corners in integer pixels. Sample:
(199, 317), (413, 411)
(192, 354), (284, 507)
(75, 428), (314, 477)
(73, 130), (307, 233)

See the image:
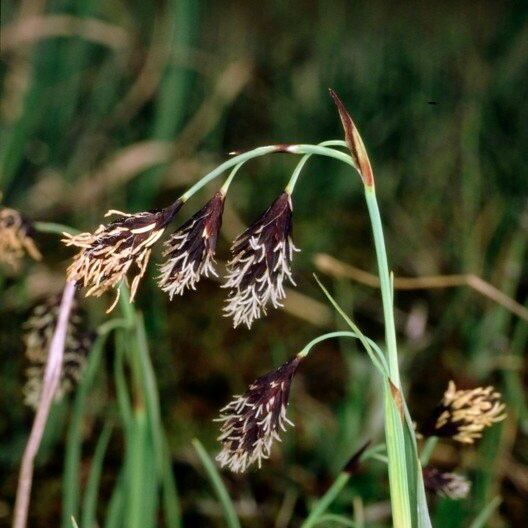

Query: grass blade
(468, 496), (501, 528)
(192, 438), (241, 528)
(81, 422), (113, 528)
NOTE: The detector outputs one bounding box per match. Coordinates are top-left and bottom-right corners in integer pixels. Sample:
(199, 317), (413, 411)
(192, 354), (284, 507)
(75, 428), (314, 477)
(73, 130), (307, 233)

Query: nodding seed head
(22, 294), (94, 410)
(215, 355), (302, 473)
(158, 193), (225, 298)
(0, 207), (41, 270)
(223, 192), (299, 329)
(63, 200), (182, 311)
(422, 380), (506, 444)
(422, 467), (471, 500)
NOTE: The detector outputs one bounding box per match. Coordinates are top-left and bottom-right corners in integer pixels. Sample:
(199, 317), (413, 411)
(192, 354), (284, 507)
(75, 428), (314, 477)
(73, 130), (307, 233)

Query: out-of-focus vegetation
(1, 1), (527, 526)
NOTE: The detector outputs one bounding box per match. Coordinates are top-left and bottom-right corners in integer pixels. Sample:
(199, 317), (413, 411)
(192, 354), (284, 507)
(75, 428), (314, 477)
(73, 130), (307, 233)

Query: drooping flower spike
(22, 293), (94, 410)
(422, 380), (506, 444)
(422, 467), (471, 500)
(63, 200), (182, 311)
(0, 207), (41, 270)
(158, 192), (225, 298)
(223, 191), (299, 328)
(215, 355), (303, 473)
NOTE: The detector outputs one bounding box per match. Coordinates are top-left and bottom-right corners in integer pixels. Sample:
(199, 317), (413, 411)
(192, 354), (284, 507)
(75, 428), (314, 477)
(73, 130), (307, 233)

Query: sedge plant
(13, 91), (512, 527)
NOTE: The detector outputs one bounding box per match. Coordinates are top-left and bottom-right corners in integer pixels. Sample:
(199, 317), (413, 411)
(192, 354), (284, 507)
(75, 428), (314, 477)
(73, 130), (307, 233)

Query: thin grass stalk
(161, 435), (182, 528)
(364, 188), (413, 527)
(63, 320), (125, 528)
(419, 437), (438, 466)
(301, 473), (351, 528)
(468, 496), (502, 528)
(117, 285), (180, 526)
(13, 280), (76, 528)
(301, 444), (386, 528)
(81, 422), (113, 528)
(104, 460), (126, 528)
(126, 408), (149, 528)
(192, 438), (241, 528)
(62, 319), (123, 527)
(311, 514), (358, 527)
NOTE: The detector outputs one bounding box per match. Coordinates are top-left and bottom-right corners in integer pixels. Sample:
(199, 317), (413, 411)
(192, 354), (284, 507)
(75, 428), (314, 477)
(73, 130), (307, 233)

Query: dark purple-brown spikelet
(0, 207), (41, 269)
(223, 192), (299, 328)
(422, 380), (506, 444)
(215, 355), (302, 473)
(22, 294), (95, 410)
(422, 467), (471, 499)
(63, 200), (182, 311)
(158, 192), (225, 298)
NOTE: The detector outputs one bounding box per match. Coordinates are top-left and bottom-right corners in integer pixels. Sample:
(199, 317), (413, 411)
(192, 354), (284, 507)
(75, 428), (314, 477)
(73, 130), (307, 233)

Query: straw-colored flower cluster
(215, 355), (302, 472)
(0, 207), (41, 270)
(63, 201), (182, 311)
(22, 294), (94, 409)
(424, 380), (506, 444)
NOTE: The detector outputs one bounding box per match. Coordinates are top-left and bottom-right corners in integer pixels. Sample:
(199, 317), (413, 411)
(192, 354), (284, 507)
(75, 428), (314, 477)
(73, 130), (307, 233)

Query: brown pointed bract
(329, 89), (374, 188)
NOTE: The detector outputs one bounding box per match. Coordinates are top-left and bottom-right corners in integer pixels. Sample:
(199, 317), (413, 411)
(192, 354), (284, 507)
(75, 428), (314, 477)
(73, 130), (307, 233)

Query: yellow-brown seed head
(0, 207), (41, 270)
(63, 200), (182, 311)
(424, 380), (506, 444)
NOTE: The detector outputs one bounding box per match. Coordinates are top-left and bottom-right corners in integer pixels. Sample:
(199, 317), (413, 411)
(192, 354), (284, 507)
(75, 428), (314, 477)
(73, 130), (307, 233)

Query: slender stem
(34, 221), (81, 236)
(301, 444), (384, 528)
(419, 437), (438, 466)
(287, 144), (356, 169)
(180, 142), (353, 202)
(180, 146), (279, 201)
(364, 188), (400, 386)
(313, 277), (389, 376)
(468, 496), (502, 528)
(362, 188), (411, 526)
(192, 439), (241, 528)
(81, 422), (113, 528)
(13, 280), (76, 528)
(285, 140), (348, 193)
(62, 321), (124, 528)
(301, 473), (351, 528)
(297, 330), (388, 375)
(220, 162), (244, 194)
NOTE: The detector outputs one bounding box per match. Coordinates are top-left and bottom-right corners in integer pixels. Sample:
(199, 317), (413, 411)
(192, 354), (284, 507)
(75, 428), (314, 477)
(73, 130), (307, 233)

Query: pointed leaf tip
(329, 89), (374, 188)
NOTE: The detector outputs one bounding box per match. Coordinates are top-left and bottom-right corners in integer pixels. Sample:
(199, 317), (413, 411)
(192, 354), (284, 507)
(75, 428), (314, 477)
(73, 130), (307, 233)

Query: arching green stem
(297, 330), (389, 376)
(285, 140), (348, 193)
(220, 162), (245, 195)
(179, 142), (355, 203)
(179, 146), (279, 202)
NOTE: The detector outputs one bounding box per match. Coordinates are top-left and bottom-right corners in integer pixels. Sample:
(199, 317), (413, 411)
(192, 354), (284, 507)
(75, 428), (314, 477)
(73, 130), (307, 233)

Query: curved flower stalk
(422, 380), (506, 444)
(22, 293), (94, 409)
(223, 191), (299, 328)
(0, 206), (41, 269)
(216, 355), (303, 473)
(215, 330), (385, 473)
(158, 191), (225, 298)
(63, 200), (182, 311)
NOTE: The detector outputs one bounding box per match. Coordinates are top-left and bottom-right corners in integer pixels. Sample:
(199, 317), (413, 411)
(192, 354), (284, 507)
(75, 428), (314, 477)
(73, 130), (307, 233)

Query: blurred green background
(1, 1), (527, 526)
